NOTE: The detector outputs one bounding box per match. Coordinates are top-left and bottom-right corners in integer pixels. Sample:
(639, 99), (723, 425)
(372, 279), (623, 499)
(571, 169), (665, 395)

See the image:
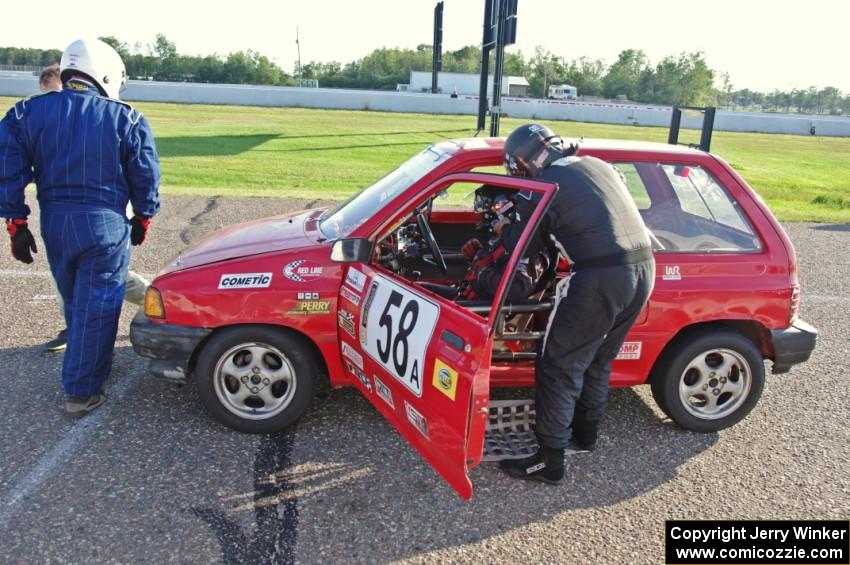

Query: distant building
(548, 84), (577, 100)
(409, 71), (529, 97)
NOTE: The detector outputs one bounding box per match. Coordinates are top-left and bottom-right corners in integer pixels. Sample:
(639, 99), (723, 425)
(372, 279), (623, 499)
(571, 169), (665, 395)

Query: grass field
(2, 96), (849, 223)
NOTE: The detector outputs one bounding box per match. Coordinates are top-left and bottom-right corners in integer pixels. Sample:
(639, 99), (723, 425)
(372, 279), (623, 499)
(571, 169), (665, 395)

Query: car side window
(616, 162), (762, 253)
(613, 163), (651, 210)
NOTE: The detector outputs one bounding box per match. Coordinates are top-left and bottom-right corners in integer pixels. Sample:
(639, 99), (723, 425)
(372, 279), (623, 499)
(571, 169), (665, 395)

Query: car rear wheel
(195, 326), (316, 433)
(650, 329), (764, 433)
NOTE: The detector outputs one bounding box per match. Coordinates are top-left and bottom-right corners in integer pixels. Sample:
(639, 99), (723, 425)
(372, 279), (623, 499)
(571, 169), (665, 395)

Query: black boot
(499, 446), (565, 485)
(570, 417), (599, 452)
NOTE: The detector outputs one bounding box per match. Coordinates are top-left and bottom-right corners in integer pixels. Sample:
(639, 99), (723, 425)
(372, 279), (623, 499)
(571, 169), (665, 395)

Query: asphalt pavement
(0, 195), (847, 564)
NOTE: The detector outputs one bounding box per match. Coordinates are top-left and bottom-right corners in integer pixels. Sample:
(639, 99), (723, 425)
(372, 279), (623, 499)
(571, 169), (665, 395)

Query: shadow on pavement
(809, 224), (850, 232)
(189, 385), (716, 564)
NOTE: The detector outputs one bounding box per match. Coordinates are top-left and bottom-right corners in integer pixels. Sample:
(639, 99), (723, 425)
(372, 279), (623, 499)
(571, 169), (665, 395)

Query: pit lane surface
(0, 196), (847, 564)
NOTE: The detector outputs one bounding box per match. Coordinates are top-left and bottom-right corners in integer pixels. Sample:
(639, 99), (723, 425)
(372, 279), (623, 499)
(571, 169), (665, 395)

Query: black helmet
(504, 124), (572, 178)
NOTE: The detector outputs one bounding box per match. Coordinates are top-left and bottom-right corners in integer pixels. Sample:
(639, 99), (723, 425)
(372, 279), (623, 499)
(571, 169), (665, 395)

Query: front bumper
(129, 312), (212, 382)
(770, 318), (818, 374)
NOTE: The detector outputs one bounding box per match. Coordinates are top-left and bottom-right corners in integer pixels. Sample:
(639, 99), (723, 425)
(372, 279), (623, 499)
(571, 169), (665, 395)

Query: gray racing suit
(502, 156), (655, 450)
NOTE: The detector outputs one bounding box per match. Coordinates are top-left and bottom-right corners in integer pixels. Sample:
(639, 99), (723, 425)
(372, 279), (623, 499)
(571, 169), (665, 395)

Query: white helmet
(60, 38), (127, 100)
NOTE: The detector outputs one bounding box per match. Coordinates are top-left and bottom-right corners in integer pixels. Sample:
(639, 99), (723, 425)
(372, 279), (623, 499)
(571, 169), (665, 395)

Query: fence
(2, 74), (849, 137)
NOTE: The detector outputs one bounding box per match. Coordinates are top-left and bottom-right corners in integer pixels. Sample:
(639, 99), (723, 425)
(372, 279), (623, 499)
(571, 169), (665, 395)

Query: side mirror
(330, 238), (373, 263)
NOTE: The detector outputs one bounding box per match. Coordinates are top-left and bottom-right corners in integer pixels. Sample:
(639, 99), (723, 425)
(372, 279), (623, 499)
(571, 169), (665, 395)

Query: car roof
(447, 136), (710, 158)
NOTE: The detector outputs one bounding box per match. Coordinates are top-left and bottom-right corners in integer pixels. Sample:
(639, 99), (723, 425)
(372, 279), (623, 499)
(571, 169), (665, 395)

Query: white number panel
(363, 275), (439, 397)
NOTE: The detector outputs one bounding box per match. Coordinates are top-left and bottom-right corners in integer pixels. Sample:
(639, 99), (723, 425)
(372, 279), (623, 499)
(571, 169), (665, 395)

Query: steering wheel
(416, 212), (447, 274)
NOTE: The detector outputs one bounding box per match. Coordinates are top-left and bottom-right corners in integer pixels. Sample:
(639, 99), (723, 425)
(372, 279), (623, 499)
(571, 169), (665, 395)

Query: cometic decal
(432, 358), (458, 401)
(218, 273), (273, 289)
(338, 309), (356, 338)
(283, 260), (324, 283)
(344, 267), (367, 292)
(340, 285), (361, 307)
(288, 300), (331, 315)
(374, 376), (394, 409)
(405, 402), (428, 438)
(615, 342), (642, 360)
(341, 341), (364, 370)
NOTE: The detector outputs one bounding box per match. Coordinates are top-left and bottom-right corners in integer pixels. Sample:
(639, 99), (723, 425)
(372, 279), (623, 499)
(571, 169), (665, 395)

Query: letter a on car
(335, 171), (558, 499)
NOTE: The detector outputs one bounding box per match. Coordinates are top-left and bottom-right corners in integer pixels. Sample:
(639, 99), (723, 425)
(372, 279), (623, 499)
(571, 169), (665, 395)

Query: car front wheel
(195, 326), (316, 433)
(650, 329), (765, 433)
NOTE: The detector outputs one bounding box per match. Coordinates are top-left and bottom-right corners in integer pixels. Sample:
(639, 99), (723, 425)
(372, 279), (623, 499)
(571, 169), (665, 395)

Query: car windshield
(319, 143), (457, 239)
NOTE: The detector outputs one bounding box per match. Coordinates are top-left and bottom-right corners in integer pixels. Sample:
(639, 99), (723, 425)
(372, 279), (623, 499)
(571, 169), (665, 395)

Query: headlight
(144, 287), (165, 319)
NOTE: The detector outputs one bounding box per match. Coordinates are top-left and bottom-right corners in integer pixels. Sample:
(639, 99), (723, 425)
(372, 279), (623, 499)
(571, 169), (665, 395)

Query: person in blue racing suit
(0, 37), (160, 417)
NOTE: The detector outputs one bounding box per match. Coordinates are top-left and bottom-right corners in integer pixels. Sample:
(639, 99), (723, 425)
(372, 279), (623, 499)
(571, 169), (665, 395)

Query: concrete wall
(3, 74), (849, 137)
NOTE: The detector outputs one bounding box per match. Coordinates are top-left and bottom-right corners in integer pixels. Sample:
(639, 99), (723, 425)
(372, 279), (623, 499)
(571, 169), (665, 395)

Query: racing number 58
(364, 275), (439, 396)
(377, 290), (420, 385)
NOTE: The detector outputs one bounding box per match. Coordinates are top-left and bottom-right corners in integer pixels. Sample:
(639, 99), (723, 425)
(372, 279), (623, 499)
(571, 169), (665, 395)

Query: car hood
(160, 209), (324, 275)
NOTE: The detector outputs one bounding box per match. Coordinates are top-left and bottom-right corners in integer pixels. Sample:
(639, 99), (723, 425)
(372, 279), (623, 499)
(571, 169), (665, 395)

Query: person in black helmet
(498, 123), (655, 484)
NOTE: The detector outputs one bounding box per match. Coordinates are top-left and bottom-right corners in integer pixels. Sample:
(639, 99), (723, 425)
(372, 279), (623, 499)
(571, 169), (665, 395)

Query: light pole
(295, 26), (302, 83)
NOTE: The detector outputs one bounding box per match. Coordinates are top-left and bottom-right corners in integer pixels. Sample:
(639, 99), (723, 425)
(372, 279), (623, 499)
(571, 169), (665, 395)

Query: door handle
(441, 330), (465, 351)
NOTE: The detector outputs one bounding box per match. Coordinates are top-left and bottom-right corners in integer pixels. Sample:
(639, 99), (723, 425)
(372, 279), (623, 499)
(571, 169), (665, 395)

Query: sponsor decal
(283, 260), (324, 283)
(338, 309), (356, 338)
(345, 267), (367, 292)
(218, 272), (273, 289)
(662, 265), (681, 281)
(341, 341), (364, 370)
(526, 462), (546, 474)
(363, 276), (439, 397)
(360, 281), (378, 347)
(405, 401), (428, 438)
(616, 341), (642, 360)
(297, 292), (319, 300)
(340, 285), (361, 306)
(346, 361), (372, 393)
(432, 359), (458, 401)
(374, 376), (394, 409)
(288, 300), (331, 315)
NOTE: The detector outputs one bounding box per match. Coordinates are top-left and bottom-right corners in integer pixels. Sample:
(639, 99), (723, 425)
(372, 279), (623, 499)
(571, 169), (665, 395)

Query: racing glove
(6, 218), (37, 264)
(130, 216), (151, 246)
(461, 238), (483, 261)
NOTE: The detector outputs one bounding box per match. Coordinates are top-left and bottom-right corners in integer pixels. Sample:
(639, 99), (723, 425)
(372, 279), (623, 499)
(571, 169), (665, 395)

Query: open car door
(334, 172), (558, 499)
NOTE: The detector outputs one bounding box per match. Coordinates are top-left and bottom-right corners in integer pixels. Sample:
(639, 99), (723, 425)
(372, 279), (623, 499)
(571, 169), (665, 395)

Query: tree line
(1, 36), (847, 115)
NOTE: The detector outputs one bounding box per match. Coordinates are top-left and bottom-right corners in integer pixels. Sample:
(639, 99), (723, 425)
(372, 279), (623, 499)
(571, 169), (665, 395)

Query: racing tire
(650, 329), (764, 433)
(195, 326), (317, 434)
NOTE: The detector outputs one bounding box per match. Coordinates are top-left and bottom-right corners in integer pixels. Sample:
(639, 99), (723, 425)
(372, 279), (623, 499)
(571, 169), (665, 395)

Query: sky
(6, 0), (850, 93)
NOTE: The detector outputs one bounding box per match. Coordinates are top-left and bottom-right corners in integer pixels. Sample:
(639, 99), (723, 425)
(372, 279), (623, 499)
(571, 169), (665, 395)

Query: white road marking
(0, 371), (141, 530)
(0, 269), (156, 279)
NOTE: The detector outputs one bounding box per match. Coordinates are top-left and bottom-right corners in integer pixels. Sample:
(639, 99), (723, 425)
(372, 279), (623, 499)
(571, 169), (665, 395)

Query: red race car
(130, 135), (816, 499)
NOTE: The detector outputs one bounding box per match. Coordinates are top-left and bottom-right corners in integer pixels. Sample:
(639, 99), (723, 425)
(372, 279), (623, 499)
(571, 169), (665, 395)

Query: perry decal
(432, 359), (458, 401)
(340, 285), (361, 306)
(338, 309), (356, 338)
(345, 267), (367, 292)
(374, 376), (394, 409)
(341, 341), (364, 370)
(218, 273), (272, 289)
(405, 402), (428, 438)
(616, 342), (642, 360)
(283, 260), (324, 283)
(288, 300), (331, 315)
(662, 265), (681, 281)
